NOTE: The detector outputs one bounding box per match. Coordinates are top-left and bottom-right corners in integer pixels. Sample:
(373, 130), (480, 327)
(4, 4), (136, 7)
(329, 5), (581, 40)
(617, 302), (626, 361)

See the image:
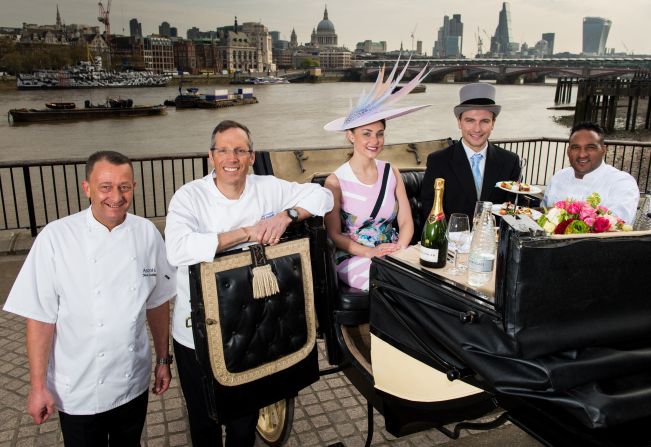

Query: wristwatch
(286, 208), (299, 223)
(156, 354), (173, 365)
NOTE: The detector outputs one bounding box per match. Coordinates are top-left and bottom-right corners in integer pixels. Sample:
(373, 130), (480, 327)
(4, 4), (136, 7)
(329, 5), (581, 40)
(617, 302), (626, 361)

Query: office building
(129, 18), (142, 38)
(582, 17), (611, 55)
(433, 14), (463, 58)
(542, 32), (555, 56)
(490, 2), (514, 56)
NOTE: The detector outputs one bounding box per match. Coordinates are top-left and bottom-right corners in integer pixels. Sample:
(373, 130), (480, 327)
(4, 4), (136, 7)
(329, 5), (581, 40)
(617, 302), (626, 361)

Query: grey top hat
(453, 83), (501, 118)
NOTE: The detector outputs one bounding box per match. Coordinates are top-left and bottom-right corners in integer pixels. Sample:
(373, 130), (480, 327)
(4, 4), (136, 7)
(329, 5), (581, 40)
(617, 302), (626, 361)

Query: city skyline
(3, 0), (651, 55)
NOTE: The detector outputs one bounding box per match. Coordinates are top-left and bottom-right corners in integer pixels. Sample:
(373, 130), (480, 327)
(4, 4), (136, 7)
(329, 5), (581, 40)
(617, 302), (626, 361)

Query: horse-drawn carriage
(188, 140), (651, 446)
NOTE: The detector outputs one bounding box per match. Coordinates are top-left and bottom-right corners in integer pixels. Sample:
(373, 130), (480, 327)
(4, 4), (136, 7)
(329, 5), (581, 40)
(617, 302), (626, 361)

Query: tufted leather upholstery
(313, 170), (426, 325)
(216, 254), (308, 372)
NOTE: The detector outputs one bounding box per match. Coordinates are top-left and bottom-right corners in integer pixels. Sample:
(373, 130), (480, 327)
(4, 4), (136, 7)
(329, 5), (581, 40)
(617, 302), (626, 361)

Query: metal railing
(493, 137), (651, 193)
(1, 138), (650, 237)
(0, 154), (207, 236)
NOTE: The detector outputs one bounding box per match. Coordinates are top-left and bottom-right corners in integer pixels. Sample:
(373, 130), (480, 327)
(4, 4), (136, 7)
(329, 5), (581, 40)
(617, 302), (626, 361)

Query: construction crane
(410, 24), (418, 53)
(98, 0), (111, 39)
(98, 0), (111, 66)
(476, 26), (483, 56)
(621, 41), (630, 55)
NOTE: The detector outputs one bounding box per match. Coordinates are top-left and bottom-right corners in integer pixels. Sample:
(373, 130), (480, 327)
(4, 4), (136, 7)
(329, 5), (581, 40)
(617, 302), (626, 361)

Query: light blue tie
(470, 153), (483, 197)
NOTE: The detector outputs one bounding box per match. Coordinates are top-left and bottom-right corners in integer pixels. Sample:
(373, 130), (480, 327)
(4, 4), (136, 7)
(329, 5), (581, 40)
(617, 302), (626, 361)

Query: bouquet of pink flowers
(537, 192), (633, 235)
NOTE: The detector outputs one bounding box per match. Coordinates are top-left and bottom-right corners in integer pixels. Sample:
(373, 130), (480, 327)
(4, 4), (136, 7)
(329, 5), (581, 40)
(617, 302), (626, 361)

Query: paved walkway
(0, 229), (540, 446)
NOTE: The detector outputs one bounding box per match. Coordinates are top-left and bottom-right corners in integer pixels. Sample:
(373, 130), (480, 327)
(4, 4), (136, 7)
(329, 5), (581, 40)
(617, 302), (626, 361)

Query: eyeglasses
(210, 148), (253, 157)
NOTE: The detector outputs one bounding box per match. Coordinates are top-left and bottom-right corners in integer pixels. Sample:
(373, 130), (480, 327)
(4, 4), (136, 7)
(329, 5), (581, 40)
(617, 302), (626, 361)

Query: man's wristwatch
(156, 355), (173, 365)
(286, 208), (299, 223)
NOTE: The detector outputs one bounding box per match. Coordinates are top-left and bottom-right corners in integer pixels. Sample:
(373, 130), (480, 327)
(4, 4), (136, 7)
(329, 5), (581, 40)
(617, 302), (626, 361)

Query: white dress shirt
(461, 140), (488, 179)
(543, 162), (640, 224)
(165, 173), (334, 349)
(3, 208), (176, 415)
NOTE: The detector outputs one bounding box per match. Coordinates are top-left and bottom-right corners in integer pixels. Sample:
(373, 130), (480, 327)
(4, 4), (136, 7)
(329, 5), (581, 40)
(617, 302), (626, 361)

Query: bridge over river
(286, 56), (651, 84)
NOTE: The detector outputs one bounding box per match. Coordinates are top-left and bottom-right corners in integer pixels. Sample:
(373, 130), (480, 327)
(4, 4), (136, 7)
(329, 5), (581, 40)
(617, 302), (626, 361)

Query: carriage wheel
(256, 397), (294, 446)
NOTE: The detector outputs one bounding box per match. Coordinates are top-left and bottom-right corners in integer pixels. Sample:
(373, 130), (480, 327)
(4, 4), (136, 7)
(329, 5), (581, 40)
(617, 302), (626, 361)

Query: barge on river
(8, 99), (166, 123)
(165, 87), (258, 109)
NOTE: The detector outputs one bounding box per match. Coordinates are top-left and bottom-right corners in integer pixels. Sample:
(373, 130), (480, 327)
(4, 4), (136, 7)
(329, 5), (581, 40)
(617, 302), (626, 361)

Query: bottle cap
(435, 178), (445, 189)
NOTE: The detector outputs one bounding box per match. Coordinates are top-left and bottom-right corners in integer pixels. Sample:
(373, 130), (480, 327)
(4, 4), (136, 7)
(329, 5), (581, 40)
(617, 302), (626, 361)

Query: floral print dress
(334, 160), (398, 290)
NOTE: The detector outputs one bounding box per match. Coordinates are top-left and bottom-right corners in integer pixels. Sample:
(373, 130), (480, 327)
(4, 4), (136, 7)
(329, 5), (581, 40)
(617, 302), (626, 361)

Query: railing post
(22, 166), (38, 237)
(202, 157), (208, 176)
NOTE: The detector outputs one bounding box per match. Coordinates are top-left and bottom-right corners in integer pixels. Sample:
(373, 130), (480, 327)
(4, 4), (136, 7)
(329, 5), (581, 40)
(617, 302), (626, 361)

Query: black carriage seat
(312, 169), (425, 325)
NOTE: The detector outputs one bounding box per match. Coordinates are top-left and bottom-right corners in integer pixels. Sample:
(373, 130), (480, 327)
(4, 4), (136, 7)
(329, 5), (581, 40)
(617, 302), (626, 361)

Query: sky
(3, 0), (651, 55)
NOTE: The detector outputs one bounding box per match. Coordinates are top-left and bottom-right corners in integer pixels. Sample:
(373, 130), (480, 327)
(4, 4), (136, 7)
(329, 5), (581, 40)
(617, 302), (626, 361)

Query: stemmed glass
(446, 213), (470, 276)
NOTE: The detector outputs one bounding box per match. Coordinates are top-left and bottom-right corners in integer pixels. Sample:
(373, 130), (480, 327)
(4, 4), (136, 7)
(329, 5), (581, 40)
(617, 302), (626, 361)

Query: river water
(1, 82), (576, 162)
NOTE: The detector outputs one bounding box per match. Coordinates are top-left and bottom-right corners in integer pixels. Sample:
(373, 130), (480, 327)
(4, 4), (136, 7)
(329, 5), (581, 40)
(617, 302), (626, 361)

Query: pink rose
(597, 206), (609, 214)
(593, 217), (611, 233)
(554, 201), (567, 210)
(567, 201), (582, 215)
(583, 217), (595, 227)
(579, 205), (596, 220)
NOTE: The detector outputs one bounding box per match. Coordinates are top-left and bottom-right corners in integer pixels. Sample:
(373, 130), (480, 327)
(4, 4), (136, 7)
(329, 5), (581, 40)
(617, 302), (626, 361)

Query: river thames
(1, 81), (575, 162)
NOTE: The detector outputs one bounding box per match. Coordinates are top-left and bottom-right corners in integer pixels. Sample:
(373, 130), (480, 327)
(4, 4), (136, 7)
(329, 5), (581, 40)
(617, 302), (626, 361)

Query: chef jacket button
(98, 322), (104, 327)
(131, 256), (136, 261)
(132, 317), (136, 322)
(92, 258), (97, 263)
(125, 373), (130, 378)
(128, 346), (134, 352)
(96, 290), (101, 295)
(98, 352), (104, 358)
(99, 379), (104, 384)
(130, 286), (136, 292)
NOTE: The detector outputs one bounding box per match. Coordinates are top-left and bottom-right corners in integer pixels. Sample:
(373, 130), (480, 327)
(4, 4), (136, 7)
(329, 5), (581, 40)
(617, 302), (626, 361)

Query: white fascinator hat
(323, 57), (431, 132)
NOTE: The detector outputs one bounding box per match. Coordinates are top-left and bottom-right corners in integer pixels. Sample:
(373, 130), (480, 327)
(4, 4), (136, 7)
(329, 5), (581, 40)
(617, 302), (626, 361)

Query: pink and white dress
(333, 160), (398, 290)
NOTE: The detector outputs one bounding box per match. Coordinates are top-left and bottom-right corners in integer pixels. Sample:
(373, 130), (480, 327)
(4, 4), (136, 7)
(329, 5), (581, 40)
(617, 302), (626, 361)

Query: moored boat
(45, 102), (76, 110)
(9, 99), (166, 123)
(168, 87), (258, 109)
(393, 84), (426, 94)
(16, 57), (171, 90)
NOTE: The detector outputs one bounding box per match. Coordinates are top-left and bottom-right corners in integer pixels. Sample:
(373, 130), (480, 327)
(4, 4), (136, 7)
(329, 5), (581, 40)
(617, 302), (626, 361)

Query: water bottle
(467, 202), (497, 287)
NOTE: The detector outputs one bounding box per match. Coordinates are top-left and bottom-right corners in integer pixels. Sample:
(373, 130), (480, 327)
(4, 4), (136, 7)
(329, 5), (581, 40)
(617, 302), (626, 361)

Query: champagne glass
(446, 213), (470, 276)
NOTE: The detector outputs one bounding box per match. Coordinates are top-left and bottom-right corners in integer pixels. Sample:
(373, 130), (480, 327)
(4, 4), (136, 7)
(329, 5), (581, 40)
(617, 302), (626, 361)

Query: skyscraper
(542, 33), (555, 56)
(582, 17), (611, 55)
(490, 2), (513, 56)
(432, 14), (463, 58)
(129, 18), (142, 38)
(159, 21), (171, 37)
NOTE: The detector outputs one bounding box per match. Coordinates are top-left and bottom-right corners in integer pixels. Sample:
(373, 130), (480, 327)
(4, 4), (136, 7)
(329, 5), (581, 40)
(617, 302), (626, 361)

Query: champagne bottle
(420, 178), (448, 268)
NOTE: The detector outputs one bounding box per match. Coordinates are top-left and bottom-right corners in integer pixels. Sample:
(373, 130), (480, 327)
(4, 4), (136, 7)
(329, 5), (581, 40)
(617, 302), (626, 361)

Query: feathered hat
(324, 57), (430, 132)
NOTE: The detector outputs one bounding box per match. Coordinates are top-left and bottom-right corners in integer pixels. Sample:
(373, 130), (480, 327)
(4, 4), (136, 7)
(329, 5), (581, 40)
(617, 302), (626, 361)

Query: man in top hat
(420, 83), (521, 224)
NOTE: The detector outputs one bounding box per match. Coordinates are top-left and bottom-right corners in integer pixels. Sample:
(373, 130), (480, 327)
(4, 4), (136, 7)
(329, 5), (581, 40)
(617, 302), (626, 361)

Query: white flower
(542, 220), (557, 234)
(546, 207), (565, 225)
(604, 214), (618, 231)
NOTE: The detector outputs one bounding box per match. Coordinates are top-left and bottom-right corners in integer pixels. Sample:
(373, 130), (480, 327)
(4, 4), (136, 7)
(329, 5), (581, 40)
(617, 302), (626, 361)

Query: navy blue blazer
(420, 141), (521, 228)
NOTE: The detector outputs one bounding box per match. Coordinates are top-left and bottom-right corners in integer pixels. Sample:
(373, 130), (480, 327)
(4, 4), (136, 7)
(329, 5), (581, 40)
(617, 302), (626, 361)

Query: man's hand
(249, 211), (292, 245)
(151, 364), (171, 395)
(27, 385), (55, 424)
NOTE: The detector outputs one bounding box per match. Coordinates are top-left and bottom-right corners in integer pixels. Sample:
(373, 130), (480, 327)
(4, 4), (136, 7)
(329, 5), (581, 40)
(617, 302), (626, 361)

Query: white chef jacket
(543, 162), (640, 224)
(3, 207), (176, 415)
(165, 172), (334, 349)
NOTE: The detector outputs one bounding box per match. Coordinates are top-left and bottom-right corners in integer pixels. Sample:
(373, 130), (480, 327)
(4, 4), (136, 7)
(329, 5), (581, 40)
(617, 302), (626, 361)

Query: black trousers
(58, 390), (148, 447)
(174, 339), (258, 447)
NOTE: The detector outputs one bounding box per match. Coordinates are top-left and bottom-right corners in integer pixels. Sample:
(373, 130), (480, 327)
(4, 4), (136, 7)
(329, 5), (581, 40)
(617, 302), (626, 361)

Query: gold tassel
(251, 264), (280, 299)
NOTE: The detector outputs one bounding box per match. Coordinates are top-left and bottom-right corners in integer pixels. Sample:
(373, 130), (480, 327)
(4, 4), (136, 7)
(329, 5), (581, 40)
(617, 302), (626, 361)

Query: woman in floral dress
(322, 59), (430, 290)
(324, 119), (413, 290)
